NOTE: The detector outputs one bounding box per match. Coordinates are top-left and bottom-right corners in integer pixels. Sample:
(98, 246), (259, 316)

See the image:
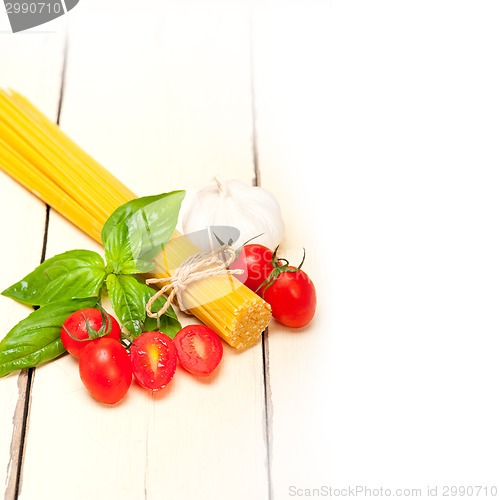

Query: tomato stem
(213, 231), (265, 259)
(62, 306), (114, 343)
(120, 329), (136, 348)
(120, 320), (140, 346)
(257, 246), (307, 299)
(62, 324), (93, 343)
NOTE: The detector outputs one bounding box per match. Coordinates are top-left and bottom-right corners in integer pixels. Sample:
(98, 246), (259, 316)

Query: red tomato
(263, 266), (317, 328)
(61, 307), (121, 358)
(130, 331), (177, 391)
(229, 244), (274, 295)
(79, 338), (132, 404)
(174, 325), (223, 376)
(259, 248), (317, 328)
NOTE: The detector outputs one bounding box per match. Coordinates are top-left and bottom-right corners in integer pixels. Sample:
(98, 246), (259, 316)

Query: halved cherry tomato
(174, 325), (223, 376)
(130, 331), (177, 391)
(79, 338), (132, 404)
(61, 307), (121, 358)
(229, 244), (274, 296)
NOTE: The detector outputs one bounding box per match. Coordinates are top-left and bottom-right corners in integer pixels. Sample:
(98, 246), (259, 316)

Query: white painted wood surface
(12, 2), (268, 500)
(0, 30), (66, 497)
(2, 1), (499, 500)
(254, 2), (499, 498)
(251, 7), (334, 496)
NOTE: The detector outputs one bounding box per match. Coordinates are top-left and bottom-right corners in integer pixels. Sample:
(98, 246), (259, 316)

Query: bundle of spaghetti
(0, 89), (271, 349)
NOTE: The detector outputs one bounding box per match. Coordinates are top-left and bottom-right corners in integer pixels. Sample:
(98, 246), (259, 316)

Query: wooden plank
(251, 8), (333, 496)
(252, 2), (499, 498)
(0, 28), (67, 499)
(20, 2), (269, 500)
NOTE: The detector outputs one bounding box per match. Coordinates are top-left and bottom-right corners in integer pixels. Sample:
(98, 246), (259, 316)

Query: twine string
(145, 244), (243, 319)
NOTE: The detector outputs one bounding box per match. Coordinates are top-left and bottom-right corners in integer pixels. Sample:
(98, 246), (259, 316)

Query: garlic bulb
(182, 178), (284, 250)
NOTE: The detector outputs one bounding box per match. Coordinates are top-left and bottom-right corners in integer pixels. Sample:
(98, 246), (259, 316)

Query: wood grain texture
(251, 7), (333, 498)
(4, 2), (499, 499)
(253, 2), (499, 498)
(0, 30), (66, 499)
(19, 2), (269, 500)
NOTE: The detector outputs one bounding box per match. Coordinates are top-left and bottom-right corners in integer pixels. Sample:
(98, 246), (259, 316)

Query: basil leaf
(106, 274), (146, 337)
(102, 191), (185, 273)
(2, 250), (106, 306)
(0, 297), (98, 378)
(117, 259), (157, 275)
(106, 274), (181, 339)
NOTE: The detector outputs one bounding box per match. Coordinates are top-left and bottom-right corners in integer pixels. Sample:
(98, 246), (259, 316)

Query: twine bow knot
(145, 245), (243, 319)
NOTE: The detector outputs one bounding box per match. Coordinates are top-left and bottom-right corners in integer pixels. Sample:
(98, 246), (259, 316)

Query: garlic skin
(182, 178), (284, 250)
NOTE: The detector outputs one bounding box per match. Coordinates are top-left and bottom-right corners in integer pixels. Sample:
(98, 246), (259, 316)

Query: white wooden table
(1, 2), (499, 499)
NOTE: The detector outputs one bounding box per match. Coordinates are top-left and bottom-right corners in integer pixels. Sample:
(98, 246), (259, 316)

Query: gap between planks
(249, 8), (274, 500)
(4, 206), (48, 500)
(3, 21), (273, 500)
(4, 35), (68, 500)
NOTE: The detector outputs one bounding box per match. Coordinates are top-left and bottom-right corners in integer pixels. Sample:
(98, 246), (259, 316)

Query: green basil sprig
(0, 297), (98, 378)
(0, 191), (185, 377)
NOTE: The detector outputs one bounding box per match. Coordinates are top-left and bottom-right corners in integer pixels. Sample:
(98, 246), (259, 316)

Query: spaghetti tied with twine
(145, 245), (244, 319)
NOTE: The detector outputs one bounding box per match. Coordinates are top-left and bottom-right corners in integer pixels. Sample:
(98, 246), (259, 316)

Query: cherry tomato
(260, 249), (317, 328)
(174, 325), (223, 376)
(229, 244), (274, 295)
(61, 307), (121, 358)
(130, 331), (177, 391)
(79, 338), (132, 404)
